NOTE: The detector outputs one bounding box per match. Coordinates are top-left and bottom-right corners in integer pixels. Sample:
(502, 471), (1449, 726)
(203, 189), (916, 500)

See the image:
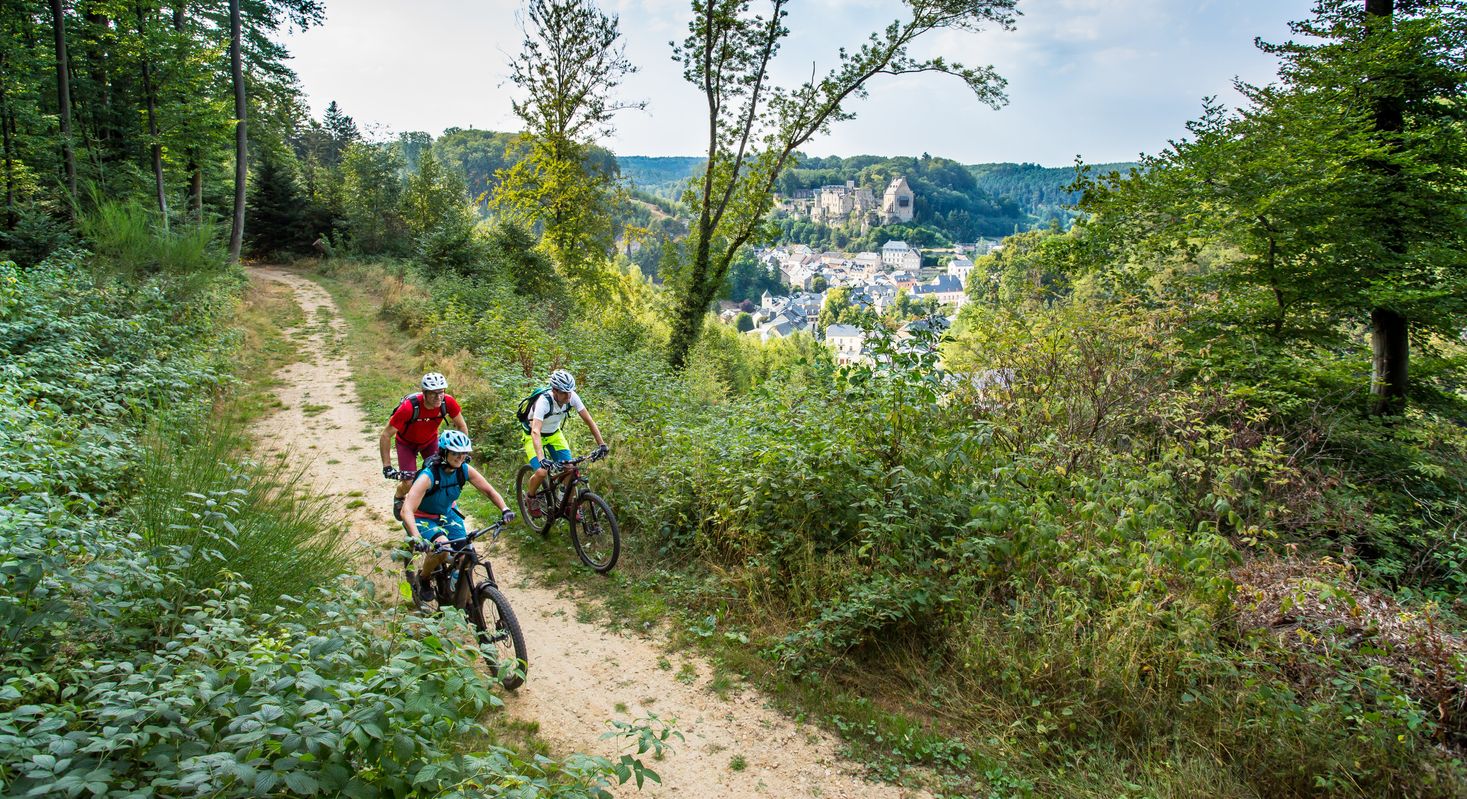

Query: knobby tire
(515, 464), (553, 536)
(473, 585), (528, 690)
(571, 491), (620, 573)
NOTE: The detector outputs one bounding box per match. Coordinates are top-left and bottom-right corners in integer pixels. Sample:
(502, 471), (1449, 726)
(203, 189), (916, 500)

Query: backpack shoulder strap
(517, 387), (550, 430)
(404, 393), (423, 426)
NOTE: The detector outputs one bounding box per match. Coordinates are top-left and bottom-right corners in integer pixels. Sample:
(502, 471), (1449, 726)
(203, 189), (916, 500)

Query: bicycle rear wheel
(471, 585), (528, 690)
(571, 491), (620, 573)
(515, 464), (554, 536)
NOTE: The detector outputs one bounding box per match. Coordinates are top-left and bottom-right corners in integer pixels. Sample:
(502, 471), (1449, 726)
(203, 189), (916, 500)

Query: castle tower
(882, 176), (915, 224)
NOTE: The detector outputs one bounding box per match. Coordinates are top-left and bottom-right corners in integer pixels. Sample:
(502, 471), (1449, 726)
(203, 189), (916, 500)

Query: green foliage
(966, 161), (1133, 228)
(340, 143), (409, 256)
(0, 250), (658, 798)
(246, 148), (313, 258)
(80, 200), (225, 282)
(401, 149), (482, 272)
(817, 286), (876, 330)
(131, 416), (348, 611)
(722, 248), (785, 303)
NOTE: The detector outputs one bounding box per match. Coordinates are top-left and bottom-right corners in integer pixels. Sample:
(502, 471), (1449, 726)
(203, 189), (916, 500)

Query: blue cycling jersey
(413, 460), (467, 519)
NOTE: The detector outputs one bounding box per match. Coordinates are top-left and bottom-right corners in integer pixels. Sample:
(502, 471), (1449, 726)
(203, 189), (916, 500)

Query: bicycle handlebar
(409, 520), (506, 553)
(546, 450), (606, 472)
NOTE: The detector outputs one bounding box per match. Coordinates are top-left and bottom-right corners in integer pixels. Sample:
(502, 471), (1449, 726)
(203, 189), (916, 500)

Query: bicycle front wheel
(472, 585), (528, 690)
(515, 464), (554, 536)
(571, 491), (620, 573)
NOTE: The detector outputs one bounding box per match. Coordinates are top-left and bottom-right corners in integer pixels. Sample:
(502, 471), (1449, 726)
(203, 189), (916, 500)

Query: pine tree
(245, 148), (308, 257)
(322, 101), (359, 167)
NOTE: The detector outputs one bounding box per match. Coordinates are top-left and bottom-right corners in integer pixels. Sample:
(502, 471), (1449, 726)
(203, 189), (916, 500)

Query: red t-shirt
(390, 394), (461, 446)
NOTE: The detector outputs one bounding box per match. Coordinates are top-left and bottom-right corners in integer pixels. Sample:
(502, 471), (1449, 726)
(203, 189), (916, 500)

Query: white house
(881, 176), (915, 223)
(825, 323), (867, 365)
(910, 274), (967, 309)
(946, 256), (974, 288)
(880, 240), (922, 271)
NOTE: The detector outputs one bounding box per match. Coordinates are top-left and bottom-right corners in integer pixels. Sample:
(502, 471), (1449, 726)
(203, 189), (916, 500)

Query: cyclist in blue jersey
(400, 429), (514, 604)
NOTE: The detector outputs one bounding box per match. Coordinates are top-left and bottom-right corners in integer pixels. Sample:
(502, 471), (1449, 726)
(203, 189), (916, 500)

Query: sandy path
(251, 266), (929, 799)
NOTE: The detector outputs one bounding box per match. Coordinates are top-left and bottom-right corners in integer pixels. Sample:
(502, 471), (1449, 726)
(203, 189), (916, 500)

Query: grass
(224, 276), (305, 425)
(133, 413), (349, 611)
(729, 755), (747, 772)
(310, 259), (1301, 797)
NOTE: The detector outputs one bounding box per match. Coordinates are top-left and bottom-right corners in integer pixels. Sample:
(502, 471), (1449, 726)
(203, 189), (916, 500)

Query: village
(721, 176), (1002, 365)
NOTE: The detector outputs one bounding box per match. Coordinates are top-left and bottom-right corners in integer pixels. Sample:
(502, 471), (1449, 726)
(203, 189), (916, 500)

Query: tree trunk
(135, 4), (167, 226)
(173, 5), (202, 222)
(51, 0), (77, 217)
(0, 57), (15, 230)
(83, 9), (112, 149)
(1371, 307), (1408, 411)
(1365, 0), (1408, 414)
(187, 150), (202, 221)
(228, 0), (245, 263)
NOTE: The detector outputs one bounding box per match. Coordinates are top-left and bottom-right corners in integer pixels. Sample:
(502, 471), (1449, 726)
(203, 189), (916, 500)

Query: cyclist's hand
(500, 508), (516, 524)
(383, 465), (397, 480)
(594, 443), (609, 460)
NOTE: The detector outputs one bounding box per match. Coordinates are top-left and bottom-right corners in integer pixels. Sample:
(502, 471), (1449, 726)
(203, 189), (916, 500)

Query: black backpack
(515, 387), (552, 433)
(395, 392), (444, 427)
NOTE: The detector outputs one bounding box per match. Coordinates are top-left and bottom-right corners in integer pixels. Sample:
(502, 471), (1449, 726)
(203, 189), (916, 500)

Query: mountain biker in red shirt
(380, 372), (468, 521)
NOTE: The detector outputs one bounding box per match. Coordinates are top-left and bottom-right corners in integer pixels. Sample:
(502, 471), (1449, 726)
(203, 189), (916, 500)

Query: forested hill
(616, 152), (1135, 236)
(967, 161), (1135, 225)
(616, 155), (705, 192)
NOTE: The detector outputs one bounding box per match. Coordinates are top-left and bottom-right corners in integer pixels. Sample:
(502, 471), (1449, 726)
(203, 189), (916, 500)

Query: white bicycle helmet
(421, 372), (448, 391)
(438, 429), (473, 453)
(548, 368), (576, 392)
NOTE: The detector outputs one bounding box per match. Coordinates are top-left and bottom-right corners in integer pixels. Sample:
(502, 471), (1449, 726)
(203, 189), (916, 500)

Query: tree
(340, 142), (406, 255)
(130, 4), (169, 223)
(735, 311), (754, 332)
(817, 285), (875, 331)
(493, 0), (642, 288)
(401, 147), (479, 271)
(322, 100), (359, 166)
(229, 0), (245, 262)
(245, 147), (308, 257)
(1079, 0), (1467, 412)
(49, 0), (74, 215)
(664, 0), (1018, 368)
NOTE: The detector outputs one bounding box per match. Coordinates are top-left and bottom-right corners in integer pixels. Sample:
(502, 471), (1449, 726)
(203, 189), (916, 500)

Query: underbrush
(329, 253), (1467, 797)
(0, 253), (649, 797)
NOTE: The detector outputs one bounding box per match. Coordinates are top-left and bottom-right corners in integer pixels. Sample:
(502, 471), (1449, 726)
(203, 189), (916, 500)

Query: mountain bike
(409, 520), (528, 689)
(514, 451), (620, 573)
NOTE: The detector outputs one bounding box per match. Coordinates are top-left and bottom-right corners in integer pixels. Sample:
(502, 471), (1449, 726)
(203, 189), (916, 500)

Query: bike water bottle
(448, 572), (459, 594)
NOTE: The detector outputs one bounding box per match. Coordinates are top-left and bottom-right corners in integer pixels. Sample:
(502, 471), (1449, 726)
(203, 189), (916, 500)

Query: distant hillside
(614, 152), (1136, 239)
(967, 161), (1135, 226)
(617, 156), (704, 196)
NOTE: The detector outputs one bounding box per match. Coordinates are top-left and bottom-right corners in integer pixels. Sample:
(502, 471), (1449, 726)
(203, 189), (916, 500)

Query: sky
(279, 0), (1318, 166)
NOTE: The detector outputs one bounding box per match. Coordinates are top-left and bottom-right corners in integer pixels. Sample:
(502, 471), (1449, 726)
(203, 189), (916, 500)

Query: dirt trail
(252, 267), (928, 799)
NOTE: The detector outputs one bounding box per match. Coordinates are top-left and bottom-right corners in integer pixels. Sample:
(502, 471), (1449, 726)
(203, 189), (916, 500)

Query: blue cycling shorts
(416, 507), (467, 542)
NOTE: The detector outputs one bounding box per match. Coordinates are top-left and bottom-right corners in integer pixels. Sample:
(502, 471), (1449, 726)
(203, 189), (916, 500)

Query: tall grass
(80, 199), (225, 283)
(132, 413), (348, 610)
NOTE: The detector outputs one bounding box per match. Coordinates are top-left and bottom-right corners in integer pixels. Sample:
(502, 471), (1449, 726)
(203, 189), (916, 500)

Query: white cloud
(282, 0), (1316, 163)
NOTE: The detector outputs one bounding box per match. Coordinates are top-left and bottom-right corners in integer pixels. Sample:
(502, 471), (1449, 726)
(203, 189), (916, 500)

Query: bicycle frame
(547, 466), (587, 519)
(417, 527), (503, 608)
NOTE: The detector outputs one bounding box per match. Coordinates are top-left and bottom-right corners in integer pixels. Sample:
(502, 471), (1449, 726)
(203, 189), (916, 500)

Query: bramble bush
(361, 237), (1465, 796)
(0, 253), (649, 798)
